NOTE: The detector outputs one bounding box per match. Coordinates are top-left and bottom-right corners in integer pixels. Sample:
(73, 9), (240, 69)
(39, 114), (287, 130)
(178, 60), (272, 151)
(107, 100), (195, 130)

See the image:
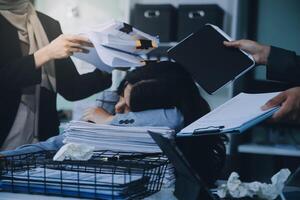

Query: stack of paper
(62, 121), (176, 188)
(62, 121), (174, 153)
(73, 20), (159, 72)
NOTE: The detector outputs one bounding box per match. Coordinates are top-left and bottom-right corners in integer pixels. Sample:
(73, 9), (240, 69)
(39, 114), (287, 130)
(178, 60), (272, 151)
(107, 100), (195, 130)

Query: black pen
(193, 126), (225, 134)
(99, 153), (161, 161)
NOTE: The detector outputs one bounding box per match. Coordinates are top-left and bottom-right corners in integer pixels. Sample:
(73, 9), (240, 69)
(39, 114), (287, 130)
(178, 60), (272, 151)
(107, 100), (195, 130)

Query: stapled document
(73, 20), (159, 72)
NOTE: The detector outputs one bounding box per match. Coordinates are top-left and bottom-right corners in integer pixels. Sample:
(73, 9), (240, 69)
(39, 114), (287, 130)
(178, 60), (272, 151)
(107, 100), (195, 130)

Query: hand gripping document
(73, 20), (159, 72)
(178, 92), (281, 136)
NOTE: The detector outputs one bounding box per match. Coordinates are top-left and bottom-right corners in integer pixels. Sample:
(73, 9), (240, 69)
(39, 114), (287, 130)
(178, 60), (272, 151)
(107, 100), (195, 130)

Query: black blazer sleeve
(267, 46), (300, 85)
(0, 15), (42, 90)
(0, 13), (112, 99)
(0, 55), (42, 89)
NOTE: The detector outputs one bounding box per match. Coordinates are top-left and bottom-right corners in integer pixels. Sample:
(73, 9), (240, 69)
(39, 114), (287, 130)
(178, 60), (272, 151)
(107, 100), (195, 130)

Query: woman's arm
(82, 107), (184, 131)
(224, 39), (300, 85)
(51, 25), (112, 101)
(110, 108), (184, 131)
(34, 34), (92, 68)
(0, 55), (41, 90)
(267, 46), (300, 85)
(0, 31), (92, 89)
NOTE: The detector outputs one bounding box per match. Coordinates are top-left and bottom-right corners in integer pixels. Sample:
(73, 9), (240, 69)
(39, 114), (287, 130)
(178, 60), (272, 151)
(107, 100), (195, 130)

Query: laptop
(149, 131), (219, 200)
(168, 24), (255, 94)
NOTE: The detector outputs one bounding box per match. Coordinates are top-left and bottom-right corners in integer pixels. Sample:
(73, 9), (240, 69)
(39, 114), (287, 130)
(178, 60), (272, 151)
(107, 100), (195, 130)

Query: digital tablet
(168, 24), (255, 94)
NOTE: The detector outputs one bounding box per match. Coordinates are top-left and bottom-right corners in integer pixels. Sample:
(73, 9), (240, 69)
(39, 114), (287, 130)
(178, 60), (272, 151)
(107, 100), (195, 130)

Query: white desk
(0, 188), (176, 200)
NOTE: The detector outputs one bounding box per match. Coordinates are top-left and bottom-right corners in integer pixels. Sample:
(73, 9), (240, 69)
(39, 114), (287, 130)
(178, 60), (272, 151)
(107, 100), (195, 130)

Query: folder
(168, 24), (255, 94)
(177, 92), (281, 136)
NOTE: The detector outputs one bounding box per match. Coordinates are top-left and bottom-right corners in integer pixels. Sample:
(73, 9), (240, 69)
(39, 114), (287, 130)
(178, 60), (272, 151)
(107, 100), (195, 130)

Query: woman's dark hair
(118, 61), (227, 186)
(117, 61), (210, 126)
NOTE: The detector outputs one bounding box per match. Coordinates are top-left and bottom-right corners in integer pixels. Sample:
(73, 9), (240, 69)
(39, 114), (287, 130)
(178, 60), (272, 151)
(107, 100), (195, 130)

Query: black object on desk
(149, 131), (218, 200)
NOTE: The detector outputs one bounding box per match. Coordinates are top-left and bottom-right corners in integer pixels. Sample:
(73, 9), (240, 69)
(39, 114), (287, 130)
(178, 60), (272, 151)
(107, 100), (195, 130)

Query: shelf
(238, 144), (300, 157)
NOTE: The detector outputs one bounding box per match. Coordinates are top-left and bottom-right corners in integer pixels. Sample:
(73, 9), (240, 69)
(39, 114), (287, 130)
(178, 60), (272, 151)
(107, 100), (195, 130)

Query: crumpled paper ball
(53, 143), (95, 161)
(217, 169), (291, 200)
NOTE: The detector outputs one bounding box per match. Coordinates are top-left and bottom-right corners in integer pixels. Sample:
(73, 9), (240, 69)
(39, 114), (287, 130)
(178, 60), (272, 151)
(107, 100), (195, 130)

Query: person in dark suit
(224, 39), (300, 122)
(0, 0), (112, 150)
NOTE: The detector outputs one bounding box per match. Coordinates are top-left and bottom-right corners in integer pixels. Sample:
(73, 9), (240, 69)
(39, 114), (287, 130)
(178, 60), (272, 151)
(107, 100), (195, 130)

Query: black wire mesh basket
(0, 150), (169, 199)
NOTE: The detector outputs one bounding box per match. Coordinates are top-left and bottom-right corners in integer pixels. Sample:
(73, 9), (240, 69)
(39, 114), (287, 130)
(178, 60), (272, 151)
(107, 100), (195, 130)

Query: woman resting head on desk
(1, 61), (227, 187)
(83, 61), (227, 186)
(82, 60), (210, 130)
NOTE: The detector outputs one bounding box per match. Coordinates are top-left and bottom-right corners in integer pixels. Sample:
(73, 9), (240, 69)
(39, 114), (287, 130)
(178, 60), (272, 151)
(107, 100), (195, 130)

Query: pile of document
(1, 167), (148, 199)
(62, 121), (174, 153)
(73, 20), (159, 72)
(62, 121), (176, 187)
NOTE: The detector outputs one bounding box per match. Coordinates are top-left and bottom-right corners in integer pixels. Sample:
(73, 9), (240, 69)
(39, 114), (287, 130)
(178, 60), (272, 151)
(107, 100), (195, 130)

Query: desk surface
(0, 188), (176, 200)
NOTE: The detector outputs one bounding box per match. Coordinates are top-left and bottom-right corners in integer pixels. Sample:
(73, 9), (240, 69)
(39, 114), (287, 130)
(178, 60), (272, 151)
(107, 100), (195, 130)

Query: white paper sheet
(62, 121), (174, 153)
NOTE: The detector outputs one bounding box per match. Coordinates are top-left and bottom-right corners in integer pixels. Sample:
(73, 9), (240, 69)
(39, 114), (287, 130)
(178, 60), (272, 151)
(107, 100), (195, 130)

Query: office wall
(129, 0), (240, 38)
(254, 0), (300, 79)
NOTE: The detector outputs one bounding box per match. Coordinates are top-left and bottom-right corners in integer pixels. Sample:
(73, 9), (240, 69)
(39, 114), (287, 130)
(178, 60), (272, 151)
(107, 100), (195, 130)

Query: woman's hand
(261, 87), (300, 122)
(34, 34), (92, 68)
(81, 107), (114, 124)
(224, 39), (271, 65)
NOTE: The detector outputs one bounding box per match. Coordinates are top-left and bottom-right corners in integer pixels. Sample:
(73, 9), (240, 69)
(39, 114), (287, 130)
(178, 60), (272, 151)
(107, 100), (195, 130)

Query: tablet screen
(168, 24), (255, 94)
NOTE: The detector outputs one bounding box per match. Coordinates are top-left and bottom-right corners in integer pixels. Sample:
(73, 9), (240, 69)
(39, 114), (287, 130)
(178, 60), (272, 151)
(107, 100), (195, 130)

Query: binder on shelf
(177, 92), (281, 136)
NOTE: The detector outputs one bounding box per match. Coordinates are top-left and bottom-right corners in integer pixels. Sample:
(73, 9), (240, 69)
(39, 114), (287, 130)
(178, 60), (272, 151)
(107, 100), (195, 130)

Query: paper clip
(193, 126), (225, 134)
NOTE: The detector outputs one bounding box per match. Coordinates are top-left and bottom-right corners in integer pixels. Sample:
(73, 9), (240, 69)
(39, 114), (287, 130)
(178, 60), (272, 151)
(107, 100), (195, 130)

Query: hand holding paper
(261, 87), (300, 122)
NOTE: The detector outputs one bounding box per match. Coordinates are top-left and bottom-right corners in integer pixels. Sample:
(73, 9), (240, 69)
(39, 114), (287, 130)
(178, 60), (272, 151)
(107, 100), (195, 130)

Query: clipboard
(177, 92), (281, 137)
(168, 24), (255, 94)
